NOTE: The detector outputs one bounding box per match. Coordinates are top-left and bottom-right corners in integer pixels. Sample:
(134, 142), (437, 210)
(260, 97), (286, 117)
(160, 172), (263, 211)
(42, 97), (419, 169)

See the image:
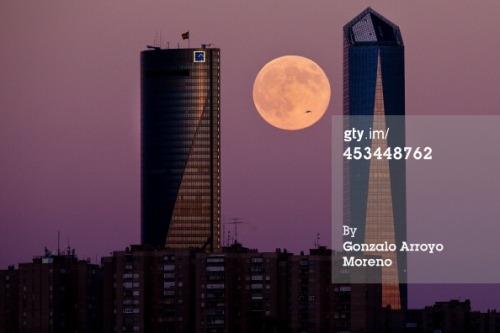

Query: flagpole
(182, 31), (190, 48)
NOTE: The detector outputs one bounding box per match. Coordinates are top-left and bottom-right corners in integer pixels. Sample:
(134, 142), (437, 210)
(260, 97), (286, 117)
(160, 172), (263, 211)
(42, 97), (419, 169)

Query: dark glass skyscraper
(343, 8), (407, 310)
(141, 47), (221, 252)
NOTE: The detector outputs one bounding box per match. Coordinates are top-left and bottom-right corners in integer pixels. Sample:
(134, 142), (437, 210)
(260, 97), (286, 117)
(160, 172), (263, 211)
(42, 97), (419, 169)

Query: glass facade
(141, 48), (221, 252)
(343, 8), (407, 310)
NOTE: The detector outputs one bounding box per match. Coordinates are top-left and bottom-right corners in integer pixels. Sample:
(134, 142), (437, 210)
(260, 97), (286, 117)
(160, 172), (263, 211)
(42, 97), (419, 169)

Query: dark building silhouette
(195, 250), (240, 333)
(101, 245), (379, 333)
(421, 300), (472, 333)
(195, 245), (291, 333)
(472, 309), (500, 333)
(1, 249), (101, 333)
(332, 254), (383, 332)
(288, 248), (334, 332)
(101, 246), (194, 333)
(389, 299), (500, 333)
(343, 7), (407, 310)
(0, 266), (19, 333)
(141, 47), (221, 252)
(4, 247), (500, 333)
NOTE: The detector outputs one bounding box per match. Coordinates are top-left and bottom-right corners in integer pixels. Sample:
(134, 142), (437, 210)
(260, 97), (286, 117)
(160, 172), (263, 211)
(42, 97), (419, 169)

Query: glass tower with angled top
(141, 47), (221, 252)
(343, 8), (407, 310)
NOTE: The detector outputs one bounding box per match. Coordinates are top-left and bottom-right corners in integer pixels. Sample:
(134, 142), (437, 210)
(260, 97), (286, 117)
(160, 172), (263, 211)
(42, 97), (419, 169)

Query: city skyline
(9, 245), (495, 332)
(1, 1), (500, 311)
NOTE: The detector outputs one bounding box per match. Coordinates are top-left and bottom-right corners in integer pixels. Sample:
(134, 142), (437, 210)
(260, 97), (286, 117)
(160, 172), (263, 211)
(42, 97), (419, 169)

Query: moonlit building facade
(343, 8), (407, 310)
(141, 47), (221, 252)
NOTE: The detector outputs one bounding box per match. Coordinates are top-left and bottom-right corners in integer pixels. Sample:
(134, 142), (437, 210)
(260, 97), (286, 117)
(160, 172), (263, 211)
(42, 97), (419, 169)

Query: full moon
(253, 55), (331, 130)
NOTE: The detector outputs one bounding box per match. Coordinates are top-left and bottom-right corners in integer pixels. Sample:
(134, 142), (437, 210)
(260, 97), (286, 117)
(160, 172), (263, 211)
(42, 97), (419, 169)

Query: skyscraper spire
(343, 8), (406, 310)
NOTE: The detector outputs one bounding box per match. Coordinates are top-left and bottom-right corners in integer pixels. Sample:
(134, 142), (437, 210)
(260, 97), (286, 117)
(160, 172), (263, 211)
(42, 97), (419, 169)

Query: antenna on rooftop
(226, 218), (244, 245)
(314, 233), (321, 248)
(67, 235), (71, 255)
(222, 216), (226, 246)
(154, 30), (159, 47)
(147, 30), (161, 50)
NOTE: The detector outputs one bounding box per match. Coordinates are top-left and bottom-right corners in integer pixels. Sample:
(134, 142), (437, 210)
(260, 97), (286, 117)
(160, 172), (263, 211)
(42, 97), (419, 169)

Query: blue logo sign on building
(194, 51), (205, 63)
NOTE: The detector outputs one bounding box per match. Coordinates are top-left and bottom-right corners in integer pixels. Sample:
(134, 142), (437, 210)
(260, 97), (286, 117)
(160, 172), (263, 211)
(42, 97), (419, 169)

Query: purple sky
(1, 1), (500, 310)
